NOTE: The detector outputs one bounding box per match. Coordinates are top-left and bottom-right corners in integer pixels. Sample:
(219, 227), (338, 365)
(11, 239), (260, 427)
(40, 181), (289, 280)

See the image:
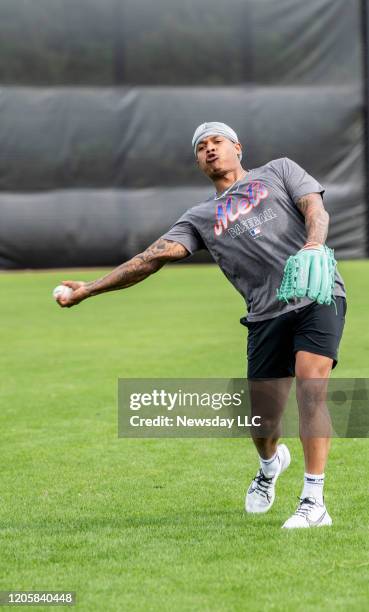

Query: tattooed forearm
(84, 239), (189, 297)
(296, 193), (329, 245)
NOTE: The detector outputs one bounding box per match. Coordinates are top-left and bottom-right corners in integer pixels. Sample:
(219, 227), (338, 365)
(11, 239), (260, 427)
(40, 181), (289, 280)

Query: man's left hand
(277, 244), (336, 305)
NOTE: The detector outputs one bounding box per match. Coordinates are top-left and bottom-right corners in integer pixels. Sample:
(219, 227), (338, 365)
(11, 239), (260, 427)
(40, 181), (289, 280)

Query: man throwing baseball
(56, 122), (346, 529)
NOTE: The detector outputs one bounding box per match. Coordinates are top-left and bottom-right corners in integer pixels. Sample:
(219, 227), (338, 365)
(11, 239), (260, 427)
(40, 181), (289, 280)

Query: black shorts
(241, 297), (347, 379)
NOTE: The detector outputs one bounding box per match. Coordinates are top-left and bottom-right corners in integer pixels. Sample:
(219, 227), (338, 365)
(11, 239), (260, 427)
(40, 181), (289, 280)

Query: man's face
(196, 135), (242, 179)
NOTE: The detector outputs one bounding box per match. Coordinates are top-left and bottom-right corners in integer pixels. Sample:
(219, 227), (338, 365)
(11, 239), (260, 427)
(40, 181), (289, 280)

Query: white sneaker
(282, 497), (332, 529)
(245, 444), (291, 514)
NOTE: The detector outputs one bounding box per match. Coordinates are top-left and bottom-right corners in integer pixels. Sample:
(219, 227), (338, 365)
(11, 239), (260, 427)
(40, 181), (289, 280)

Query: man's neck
(214, 167), (248, 197)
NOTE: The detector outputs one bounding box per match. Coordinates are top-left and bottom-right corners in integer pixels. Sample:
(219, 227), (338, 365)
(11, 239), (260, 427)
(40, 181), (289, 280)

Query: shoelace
(294, 497), (317, 518)
(251, 470), (274, 501)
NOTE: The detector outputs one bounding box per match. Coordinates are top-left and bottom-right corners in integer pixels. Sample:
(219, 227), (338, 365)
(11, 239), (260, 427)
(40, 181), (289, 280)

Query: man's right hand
(55, 238), (189, 309)
(56, 281), (90, 308)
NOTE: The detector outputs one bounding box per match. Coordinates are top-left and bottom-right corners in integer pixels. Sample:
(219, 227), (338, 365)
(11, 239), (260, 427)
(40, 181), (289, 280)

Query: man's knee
(295, 350), (333, 379)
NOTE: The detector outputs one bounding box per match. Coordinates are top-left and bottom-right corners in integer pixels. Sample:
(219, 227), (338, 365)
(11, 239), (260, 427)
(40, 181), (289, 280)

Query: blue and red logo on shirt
(214, 181), (269, 237)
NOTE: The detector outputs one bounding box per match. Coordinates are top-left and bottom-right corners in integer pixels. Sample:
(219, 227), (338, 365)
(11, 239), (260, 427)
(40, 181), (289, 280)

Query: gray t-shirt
(162, 157), (346, 322)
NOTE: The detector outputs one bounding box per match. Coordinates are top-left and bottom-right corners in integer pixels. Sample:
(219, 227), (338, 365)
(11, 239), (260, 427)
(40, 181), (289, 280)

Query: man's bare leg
(250, 377), (293, 458)
(295, 351), (333, 474)
(282, 350), (333, 529)
(245, 377), (293, 513)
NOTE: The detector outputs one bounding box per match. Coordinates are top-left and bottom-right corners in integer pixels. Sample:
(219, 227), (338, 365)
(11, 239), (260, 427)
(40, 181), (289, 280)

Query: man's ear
(235, 142), (242, 156)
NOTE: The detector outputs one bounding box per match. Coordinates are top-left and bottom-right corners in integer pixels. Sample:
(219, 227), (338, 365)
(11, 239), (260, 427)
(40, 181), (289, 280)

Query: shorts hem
(247, 373), (295, 380)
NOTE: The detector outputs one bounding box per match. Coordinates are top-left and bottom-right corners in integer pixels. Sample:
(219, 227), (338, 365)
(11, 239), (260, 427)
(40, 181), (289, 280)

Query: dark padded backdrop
(0, 0), (365, 267)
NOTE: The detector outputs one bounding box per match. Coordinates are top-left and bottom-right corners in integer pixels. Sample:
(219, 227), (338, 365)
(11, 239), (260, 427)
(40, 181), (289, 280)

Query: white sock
(301, 473), (325, 504)
(260, 449), (280, 477)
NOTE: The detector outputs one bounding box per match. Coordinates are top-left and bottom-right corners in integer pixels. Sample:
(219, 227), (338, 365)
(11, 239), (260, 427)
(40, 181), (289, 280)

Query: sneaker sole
(282, 510), (333, 529)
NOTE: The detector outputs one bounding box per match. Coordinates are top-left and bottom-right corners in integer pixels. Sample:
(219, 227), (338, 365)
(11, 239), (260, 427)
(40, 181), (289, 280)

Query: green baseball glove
(276, 245), (337, 305)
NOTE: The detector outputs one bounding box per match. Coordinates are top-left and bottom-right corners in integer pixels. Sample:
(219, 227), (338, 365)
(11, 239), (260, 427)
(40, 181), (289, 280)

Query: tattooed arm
(56, 238), (189, 308)
(296, 193), (329, 247)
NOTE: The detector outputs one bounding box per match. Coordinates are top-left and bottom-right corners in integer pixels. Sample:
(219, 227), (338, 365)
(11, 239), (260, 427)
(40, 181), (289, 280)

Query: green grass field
(0, 261), (369, 611)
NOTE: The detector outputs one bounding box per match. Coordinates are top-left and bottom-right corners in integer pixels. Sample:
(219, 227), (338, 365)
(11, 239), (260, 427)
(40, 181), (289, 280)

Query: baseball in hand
(52, 285), (73, 300)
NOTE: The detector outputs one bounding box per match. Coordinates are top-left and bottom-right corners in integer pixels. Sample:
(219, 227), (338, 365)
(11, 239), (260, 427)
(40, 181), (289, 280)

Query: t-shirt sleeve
(161, 214), (206, 255)
(281, 157), (325, 203)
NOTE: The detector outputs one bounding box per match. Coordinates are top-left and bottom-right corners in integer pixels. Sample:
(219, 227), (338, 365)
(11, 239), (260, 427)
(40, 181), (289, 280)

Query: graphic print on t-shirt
(214, 181), (270, 238)
(227, 206), (278, 240)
